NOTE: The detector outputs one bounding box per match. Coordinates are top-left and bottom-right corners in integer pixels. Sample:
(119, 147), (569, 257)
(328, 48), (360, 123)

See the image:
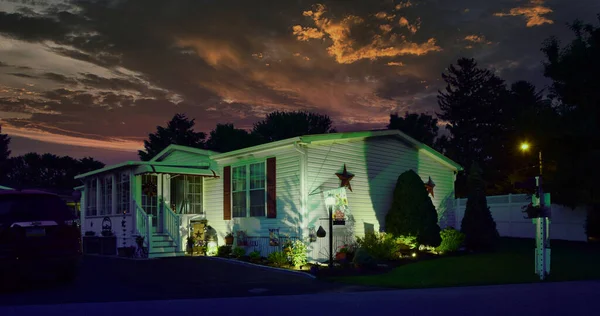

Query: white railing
(162, 201), (181, 252)
(135, 202), (153, 251)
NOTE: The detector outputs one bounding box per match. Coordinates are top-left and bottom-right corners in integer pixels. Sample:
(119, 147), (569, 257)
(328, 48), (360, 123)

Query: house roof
(150, 144), (220, 162)
(299, 130), (463, 171)
(74, 161), (216, 179)
(76, 130), (462, 179)
(209, 130), (462, 171)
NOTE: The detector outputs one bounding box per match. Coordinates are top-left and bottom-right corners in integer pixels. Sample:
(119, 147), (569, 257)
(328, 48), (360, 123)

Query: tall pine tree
(138, 113), (206, 161)
(436, 57), (509, 196)
(461, 162), (499, 251)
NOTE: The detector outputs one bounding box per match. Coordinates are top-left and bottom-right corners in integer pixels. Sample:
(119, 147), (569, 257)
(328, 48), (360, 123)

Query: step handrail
(161, 200), (181, 252)
(135, 202), (153, 251)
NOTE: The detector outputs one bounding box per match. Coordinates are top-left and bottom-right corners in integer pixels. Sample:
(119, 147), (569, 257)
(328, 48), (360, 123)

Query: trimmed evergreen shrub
(461, 162), (499, 251)
(385, 169), (442, 247)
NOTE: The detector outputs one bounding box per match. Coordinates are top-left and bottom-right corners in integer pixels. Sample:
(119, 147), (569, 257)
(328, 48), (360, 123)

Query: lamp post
(325, 194), (336, 269)
(520, 142), (550, 280)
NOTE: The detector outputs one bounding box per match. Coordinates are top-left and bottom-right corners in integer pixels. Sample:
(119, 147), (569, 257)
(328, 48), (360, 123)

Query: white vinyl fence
(452, 194), (588, 242)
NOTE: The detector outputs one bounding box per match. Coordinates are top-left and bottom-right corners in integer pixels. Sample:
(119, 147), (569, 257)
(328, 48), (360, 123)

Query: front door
(141, 174), (159, 229)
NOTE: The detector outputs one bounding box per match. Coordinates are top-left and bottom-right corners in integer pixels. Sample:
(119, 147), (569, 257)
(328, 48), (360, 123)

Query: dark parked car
(0, 190), (81, 286)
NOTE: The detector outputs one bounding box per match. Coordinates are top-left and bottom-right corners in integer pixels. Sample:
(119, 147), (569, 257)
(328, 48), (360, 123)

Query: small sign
(323, 188), (350, 226)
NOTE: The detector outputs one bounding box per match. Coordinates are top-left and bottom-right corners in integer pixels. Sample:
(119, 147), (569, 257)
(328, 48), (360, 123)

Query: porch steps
(148, 233), (183, 258)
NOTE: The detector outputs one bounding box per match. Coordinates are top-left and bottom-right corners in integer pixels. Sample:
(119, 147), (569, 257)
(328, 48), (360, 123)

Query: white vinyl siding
(305, 136), (457, 237)
(201, 145), (302, 249)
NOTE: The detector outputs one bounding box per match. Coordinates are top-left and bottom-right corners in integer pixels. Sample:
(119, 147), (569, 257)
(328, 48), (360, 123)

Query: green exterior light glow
(520, 142), (530, 151)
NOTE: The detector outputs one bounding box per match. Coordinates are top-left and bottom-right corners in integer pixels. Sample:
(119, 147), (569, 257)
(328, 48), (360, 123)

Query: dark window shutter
(266, 157), (277, 218)
(223, 166), (231, 220)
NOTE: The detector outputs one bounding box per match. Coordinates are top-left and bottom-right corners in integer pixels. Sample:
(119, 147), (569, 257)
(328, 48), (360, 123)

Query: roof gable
(150, 144), (219, 162)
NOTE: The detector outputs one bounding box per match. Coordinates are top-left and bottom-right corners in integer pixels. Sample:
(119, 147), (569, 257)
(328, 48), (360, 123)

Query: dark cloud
(8, 72), (36, 78)
(0, 0), (598, 160)
(42, 72), (77, 84)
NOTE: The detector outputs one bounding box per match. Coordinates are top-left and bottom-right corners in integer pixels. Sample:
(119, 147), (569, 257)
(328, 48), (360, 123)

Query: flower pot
(224, 235), (234, 246)
(335, 252), (347, 261)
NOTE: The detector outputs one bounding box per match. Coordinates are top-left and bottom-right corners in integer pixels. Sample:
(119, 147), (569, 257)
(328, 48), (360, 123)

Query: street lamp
(324, 194), (336, 269)
(519, 141), (550, 280)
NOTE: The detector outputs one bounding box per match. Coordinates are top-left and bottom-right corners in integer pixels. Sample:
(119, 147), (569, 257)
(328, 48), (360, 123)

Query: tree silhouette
(252, 111), (336, 142)
(205, 123), (263, 153)
(387, 112), (439, 147)
(138, 113), (206, 161)
(541, 15), (600, 238)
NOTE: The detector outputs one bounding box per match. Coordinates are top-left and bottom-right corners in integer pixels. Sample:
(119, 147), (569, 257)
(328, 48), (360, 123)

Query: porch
(77, 161), (218, 258)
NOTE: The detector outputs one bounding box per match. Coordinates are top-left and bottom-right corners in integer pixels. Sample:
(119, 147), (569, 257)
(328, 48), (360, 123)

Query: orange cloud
(464, 35), (493, 45)
(494, 0), (553, 27)
(292, 25), (325, 41)
(387, 61), (404, 67)
(293, 4), (440, 64)
(395, 1), (413, 10)
(398, 17), (420, 34)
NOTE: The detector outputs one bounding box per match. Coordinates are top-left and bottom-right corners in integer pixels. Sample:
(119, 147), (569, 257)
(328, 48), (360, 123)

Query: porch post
(130, 170), (136, 234)
(95, 177), (101, 217)
(112, 174), (117, 215)
(80, 183), (86, 234)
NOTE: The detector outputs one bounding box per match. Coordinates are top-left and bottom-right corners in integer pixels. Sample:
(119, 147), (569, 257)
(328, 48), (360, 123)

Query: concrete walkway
(2, 280), (598, 316)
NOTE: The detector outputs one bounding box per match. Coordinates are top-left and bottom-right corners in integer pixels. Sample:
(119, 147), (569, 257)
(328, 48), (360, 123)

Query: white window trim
(117, 171), (131, 214)
(231, 161), (267, 218)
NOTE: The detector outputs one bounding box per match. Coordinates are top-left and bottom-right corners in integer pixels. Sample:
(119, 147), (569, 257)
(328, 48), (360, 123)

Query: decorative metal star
(425, 176), (436, 198)
(335, 164), (354, 192)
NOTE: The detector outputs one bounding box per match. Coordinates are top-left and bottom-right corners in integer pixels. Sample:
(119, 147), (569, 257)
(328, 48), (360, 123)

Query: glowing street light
(520, 142), (530, 151)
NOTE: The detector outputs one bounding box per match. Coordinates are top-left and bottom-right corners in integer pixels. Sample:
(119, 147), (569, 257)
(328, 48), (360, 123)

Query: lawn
(335, 238), (600, 289)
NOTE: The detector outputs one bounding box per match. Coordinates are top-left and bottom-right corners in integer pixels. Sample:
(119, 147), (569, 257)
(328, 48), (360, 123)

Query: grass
(335, 238), (600, 289)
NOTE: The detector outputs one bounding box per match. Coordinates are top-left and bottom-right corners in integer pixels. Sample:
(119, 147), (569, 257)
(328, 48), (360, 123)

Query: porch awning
(134, 164), (219, 177)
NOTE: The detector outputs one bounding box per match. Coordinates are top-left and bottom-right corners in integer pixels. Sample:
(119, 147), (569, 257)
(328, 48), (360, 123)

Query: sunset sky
(0, 0), (598, 164)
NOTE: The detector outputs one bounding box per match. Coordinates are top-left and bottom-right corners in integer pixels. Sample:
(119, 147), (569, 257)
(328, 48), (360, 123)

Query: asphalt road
(2, 280), (599, 316)
(0, 255), (376, 306)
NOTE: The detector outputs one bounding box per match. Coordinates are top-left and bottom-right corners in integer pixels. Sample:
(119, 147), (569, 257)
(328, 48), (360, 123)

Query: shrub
(385, 170), (442, 246)
(232, 247), (246, 258)
(396, 235), (418, 251)
(267, 251), (288, 267)
(217, 245), (232, 257)
(461, 163), (499, 251)
(285, 239), (308, 267)
(437, 227), (465, 253)
(356, 232), (399, 261)
(249, 250), (261, 261)
(352, 247), (375, 268)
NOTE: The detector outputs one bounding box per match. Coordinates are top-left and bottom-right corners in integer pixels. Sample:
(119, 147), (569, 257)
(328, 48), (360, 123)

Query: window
(186, 176), (203, 214)
(232, 162), (266, 218)
(100, 175), (113, 215)
(117, 172), (130, 214)
(87, 179), (97, 216)
(170, 175), (203, 214)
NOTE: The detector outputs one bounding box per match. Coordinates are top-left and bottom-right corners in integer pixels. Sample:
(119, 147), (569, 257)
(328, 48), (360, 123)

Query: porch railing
(161, 201), (181, 252)
(135, 202), (153, 251)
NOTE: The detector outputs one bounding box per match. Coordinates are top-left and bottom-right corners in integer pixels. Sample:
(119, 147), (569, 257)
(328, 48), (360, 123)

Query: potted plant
(224, 233), (234, 246)
(335, 244), (349, 261)
(187, 235), (196, 255)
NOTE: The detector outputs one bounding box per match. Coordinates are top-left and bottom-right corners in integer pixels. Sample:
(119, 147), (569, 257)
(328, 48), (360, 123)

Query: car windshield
(0, 194), (76, 223)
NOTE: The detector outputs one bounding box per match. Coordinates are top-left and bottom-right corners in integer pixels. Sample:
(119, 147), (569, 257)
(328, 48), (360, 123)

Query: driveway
(0, 255), (376, 306)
